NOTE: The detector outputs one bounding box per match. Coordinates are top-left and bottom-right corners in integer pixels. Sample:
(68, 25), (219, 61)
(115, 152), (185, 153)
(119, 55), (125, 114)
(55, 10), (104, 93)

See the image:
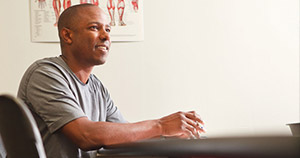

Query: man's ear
(60, 27), (73, 44)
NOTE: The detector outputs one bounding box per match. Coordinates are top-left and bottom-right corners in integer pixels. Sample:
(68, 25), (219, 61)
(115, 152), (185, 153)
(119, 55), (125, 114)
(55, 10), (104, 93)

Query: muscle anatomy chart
(31, 0), (143, 42)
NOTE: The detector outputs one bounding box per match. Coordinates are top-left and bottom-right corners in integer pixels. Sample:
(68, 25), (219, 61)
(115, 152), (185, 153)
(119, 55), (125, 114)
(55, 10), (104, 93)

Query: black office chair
(0, 95), (46, 158)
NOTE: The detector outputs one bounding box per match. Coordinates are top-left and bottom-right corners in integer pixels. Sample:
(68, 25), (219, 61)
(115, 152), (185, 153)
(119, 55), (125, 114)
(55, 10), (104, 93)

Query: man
(18, 4), (205, 158)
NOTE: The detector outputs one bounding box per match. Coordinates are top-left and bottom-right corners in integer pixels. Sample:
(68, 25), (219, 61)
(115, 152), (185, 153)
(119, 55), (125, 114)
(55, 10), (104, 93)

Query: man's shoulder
(17, 56), (69, 100)
(34, 56), (63, 68)
(26, 56), (67, 74)
(20, 56), (71, 85)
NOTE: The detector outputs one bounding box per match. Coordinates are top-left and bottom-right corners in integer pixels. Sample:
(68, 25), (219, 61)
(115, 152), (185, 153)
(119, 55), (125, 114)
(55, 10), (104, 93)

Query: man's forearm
(88, 119), (162, 148)
(61, 117), (162, 151)
(61, 111), (205, 151)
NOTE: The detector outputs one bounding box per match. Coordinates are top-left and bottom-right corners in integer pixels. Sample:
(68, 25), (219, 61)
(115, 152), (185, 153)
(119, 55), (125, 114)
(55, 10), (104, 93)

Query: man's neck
(61, 55), (93, 84)
(73, 69), (92, 84)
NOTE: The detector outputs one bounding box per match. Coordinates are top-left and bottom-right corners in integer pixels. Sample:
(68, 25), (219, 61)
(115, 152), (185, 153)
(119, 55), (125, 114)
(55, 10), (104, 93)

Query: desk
(97, 136), (300, 158)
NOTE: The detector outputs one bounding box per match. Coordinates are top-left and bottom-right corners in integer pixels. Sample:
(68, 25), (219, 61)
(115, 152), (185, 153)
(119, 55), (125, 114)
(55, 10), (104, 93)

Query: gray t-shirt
(17, 56), (126, 158)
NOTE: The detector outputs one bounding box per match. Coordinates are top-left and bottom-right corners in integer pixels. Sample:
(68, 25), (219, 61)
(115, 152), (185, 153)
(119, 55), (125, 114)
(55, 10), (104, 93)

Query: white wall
(0, 0), (299, 137)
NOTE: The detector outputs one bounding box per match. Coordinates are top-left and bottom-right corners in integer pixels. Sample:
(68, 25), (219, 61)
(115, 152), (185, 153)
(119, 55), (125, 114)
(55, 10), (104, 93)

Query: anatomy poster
(30, 0), (143, 42)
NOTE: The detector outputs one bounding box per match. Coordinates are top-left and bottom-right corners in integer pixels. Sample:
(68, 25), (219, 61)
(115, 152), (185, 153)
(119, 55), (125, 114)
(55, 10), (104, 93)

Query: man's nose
(99, 29), (110, 42)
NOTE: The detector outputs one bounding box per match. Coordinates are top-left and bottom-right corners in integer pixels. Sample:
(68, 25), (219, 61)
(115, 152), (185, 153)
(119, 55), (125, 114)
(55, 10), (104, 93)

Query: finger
(174, 128), (192, 139)
(178, 133), (189, 139)
(183, 122), (199, 139)
(182, 129), (195, 139)
(185, 111), (205, 125)
(184, 117), (199, 129)
(186, 111), (204, 125)
(193, 121), (206, 133)
(183, 116), (205, 133)
(197, 130), (201, 138)
(200, 125), (207, 133)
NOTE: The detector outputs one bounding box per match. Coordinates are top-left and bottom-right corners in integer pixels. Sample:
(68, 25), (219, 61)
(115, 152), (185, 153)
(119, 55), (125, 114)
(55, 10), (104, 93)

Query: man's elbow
(76, 132), (105, 151)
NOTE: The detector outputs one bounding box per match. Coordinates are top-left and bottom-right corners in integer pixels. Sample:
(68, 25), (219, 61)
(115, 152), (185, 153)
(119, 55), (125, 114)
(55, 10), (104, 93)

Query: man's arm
(61, 111), (205, 151)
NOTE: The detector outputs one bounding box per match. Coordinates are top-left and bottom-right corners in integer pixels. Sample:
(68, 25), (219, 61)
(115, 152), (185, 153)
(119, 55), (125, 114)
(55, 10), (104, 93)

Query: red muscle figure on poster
(36, 0), (46, 9)
(80, 0), (99, 6)
(131, 0), (138, 12)
(53, 0), (71, 26)
(107, 0), (126, 26)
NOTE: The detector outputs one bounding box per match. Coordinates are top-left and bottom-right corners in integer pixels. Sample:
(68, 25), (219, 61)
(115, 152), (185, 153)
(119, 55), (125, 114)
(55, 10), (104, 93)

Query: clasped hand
(158, 111), (205, 139)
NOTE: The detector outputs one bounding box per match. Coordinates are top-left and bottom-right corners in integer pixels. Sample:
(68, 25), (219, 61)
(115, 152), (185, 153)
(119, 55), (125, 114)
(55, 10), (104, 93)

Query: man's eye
(106, 28), (111, 33)
(90, 26), (98, 30)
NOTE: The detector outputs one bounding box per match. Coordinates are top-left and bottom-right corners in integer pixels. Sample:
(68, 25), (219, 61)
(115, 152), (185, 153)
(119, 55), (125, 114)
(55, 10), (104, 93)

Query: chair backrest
(0, 95), (46, 158)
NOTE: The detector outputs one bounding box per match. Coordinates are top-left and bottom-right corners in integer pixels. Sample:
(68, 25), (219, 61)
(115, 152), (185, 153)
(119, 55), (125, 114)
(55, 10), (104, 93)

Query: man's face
(70, 6), (111, 66)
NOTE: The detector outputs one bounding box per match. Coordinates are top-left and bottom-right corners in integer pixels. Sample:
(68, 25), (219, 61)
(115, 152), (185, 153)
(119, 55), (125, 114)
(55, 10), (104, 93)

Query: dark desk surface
(97, 136), (300, 158)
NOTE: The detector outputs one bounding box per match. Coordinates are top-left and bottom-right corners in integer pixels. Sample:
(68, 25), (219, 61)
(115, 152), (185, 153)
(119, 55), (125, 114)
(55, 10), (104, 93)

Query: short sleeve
(26, 65), (86, 133)
(99, 82), (127, 123)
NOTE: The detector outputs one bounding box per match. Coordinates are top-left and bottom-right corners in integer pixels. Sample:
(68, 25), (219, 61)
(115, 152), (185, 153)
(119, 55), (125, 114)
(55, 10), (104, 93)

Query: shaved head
(56, 3), (111, 68)
(57, 4), (99, 39)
